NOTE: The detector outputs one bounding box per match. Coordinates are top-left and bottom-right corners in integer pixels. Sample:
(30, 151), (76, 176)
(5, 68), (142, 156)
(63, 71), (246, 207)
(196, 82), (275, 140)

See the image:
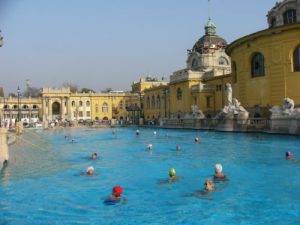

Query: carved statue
(191, 105), (205, 119)
(215, 84), (249, 122)
(270, 97), (300, 118)
(226, 83), (232, 106)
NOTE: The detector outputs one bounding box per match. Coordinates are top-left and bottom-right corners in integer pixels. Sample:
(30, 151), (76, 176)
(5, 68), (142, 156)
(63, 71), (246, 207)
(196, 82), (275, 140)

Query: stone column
(48, 99), (52, 121)
(42, 98), (47, 122)
(0, 128), (9, 169)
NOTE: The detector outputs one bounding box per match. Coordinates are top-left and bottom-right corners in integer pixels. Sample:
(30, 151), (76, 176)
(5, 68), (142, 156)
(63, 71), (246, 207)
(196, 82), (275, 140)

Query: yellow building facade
(227, 23), (300, 116)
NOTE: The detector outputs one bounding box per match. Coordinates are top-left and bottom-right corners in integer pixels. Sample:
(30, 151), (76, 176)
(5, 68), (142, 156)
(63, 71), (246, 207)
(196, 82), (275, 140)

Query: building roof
(192, 18), (227, 54)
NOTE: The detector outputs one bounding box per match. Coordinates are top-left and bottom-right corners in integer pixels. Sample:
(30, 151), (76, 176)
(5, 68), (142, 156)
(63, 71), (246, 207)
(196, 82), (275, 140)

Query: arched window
(283, 9), (296, 25)
(33, 105), (38, 109)
(232, 61), (237, 83)
(192, 59), (198, 68)
(293, 45), (300, 72)
(119, 100), (123, 110)
(72, 101), (75, 107)
(156, 95), (161, 109)
(102, 103), (108, 113)
(86, 101), (90, 107)
(147, 96), (150, 109)
(251, 53), (265, 77)
(177, 88), (182, 100)
(219, 57), (229, 65)
(79, 101), (83, 107)
(4, 105), (9, 109)
(151, 96), (155, 109)
(22, 105), (28, 109)
(13, 105), (18, 109)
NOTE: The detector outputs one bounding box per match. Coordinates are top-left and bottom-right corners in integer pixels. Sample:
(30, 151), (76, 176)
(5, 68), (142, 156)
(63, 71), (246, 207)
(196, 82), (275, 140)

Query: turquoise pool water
(0, 128), (300, 224)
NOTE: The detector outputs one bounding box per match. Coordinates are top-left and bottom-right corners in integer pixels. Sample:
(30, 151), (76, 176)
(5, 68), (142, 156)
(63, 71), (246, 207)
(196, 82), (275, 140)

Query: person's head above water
(86, 166), (94, 175)
(215, 164), (223, 174)
(91, 153), (97, 159)
(169, 168), (176, 177)
(112, 186), (123, 197)
(147, 144), (153, 150)
(176, 145), (181, 151)
(204, 179), (215, 191)
(286, 151), (293, 159)
(195, 137), (200, 143)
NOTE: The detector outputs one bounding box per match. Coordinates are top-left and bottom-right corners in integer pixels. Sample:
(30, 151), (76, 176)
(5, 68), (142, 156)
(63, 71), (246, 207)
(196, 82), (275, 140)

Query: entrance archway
(52, 102), (61, 116)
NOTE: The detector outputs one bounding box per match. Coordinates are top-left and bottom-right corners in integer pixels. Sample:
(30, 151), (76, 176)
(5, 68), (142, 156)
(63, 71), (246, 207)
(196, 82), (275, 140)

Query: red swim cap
(113, 186), (123, 195)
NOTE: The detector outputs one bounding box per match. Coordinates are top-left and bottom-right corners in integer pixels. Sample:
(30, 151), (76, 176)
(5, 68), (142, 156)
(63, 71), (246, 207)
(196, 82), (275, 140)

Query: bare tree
(23, 87), (41, 97)
(62, 82), (79, 93)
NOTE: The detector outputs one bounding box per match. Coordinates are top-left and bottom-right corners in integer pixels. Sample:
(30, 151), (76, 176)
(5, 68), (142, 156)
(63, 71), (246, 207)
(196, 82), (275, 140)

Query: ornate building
(227, 0), (300, 117)
(267, 0), (300, 28)
(143, 18), (231, 120)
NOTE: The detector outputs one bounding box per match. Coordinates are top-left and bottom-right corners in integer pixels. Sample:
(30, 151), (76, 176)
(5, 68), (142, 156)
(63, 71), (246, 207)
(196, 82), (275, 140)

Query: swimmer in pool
(204, 179), (215, 191)
(176, 145), (181, 151)
(71, 139), (77, 143)
(104, 186), (127, 205)
(147, 144), (153, 150)
(169, 168), (178, 182)
(195, 137), (200, 143)
(86, 166), (95, 175)
(91, 153), (97, 159)
(136, 129), (140, 135)
(286, 151), (293, 159)
(214, 164), (226, 179)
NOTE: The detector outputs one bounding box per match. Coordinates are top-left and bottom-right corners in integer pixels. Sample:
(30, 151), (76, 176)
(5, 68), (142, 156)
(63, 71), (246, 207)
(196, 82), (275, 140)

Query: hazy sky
(0, 0), (276, 95)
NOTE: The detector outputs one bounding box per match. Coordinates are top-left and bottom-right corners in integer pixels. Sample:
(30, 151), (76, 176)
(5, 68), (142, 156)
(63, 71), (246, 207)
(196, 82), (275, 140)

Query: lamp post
(17, 86), (21, 123)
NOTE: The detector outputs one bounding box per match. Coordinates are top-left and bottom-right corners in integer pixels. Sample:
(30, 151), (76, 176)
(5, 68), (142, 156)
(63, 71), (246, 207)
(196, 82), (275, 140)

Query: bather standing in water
(213, 164), (228, 182)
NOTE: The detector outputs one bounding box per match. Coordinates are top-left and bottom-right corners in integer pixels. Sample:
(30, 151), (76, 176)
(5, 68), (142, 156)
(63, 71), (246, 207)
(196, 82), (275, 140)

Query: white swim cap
(87, 166), (94, 172)
(215, 164), (222, 173)
(153, 131), (157, 135)
(148, 144), (153, 149)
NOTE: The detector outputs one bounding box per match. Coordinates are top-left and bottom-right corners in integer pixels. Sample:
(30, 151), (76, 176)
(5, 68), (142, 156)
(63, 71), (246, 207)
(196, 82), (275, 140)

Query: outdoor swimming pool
(0, 128), (299, 224)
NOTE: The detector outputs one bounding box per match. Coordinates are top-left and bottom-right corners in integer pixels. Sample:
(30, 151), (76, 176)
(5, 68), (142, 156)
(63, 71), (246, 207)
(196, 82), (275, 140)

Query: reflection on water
(0, 131), (70, 184)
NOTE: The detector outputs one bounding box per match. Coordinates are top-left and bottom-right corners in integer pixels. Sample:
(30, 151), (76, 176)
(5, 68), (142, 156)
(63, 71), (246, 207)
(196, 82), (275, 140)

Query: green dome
(205, 18), (216, 36)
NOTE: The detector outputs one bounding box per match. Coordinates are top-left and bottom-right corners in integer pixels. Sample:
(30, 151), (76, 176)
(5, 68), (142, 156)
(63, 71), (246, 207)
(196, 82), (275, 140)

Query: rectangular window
(86, 111), (90, 117)
(206, 96), (211, 108)
(79, 111), (83, 117)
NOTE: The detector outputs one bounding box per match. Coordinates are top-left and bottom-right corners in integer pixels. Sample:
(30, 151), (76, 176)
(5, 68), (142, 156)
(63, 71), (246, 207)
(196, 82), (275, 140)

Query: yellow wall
(227, 23), (300, 108)
(168, 80), (199, 115)
(143, 85), (168, 120)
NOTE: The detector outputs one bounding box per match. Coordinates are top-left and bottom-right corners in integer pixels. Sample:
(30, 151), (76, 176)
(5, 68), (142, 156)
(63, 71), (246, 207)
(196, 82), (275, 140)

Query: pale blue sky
(0, 0), (276, 95)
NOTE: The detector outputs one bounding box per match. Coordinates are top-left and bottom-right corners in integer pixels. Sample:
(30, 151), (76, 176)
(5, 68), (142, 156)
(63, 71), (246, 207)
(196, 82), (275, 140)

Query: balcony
(170, 69), (203, 83)
(191, 84), (215, 92)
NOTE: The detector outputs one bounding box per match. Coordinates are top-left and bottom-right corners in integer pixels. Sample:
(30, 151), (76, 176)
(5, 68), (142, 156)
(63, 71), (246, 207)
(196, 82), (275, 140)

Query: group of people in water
(138, 129), (226, 195)
(64, 129), (298, 205)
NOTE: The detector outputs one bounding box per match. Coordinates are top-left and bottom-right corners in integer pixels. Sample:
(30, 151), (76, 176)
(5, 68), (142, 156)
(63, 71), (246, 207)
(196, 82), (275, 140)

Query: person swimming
(147, 144), (153, 150)
(136, 129), (140, 135)
(71, 139), (77, 143)
(91, 153), (97, 159)
(104, 186), (127, 205)
(86, 166), (95, 175)
(204, 179), (215, 191)
(214, 164), (226, 179)
(176, 145), (181, 151)
(286, 151), (293, 159)
(153, 131), (157, 135)
(169, 168), (178, 182)
(195, 137), (200, 143)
